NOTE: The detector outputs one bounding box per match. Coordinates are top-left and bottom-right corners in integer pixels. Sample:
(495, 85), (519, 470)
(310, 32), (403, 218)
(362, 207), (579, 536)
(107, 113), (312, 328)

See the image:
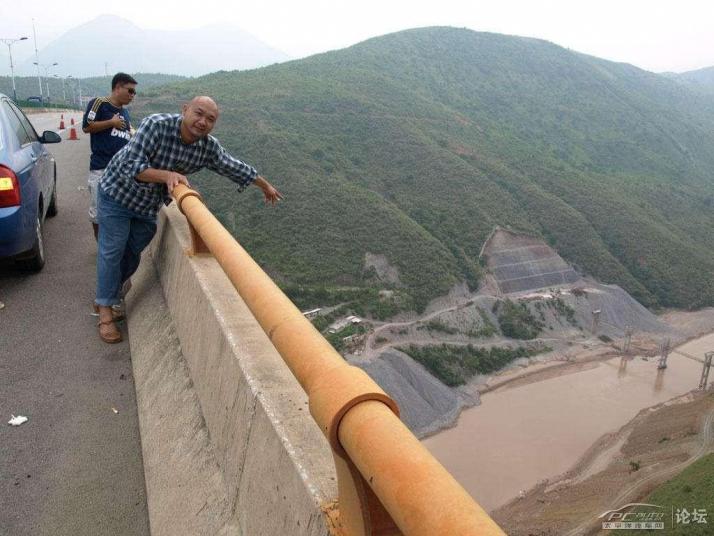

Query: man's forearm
(254, 175), (271, 191)
(136, 168), (189, 193)
(136, 168), (171, 183)
(82, 120), (116, 134)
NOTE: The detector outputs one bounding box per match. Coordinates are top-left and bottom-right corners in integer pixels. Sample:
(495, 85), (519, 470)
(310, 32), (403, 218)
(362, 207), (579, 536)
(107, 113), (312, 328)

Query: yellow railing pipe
(172, 184), (505, 536)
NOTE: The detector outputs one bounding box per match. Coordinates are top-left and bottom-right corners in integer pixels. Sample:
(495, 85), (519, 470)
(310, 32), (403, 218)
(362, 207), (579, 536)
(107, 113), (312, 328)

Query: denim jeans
(96, 188), (157, 306)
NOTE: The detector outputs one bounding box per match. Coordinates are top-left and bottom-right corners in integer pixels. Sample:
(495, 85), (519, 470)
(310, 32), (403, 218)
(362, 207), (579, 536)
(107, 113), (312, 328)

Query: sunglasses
(126, 88), (136, 95)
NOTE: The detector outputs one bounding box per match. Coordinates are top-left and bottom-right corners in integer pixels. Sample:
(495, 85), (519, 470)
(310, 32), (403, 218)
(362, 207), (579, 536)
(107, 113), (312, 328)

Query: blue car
(0, 94), (61, 271)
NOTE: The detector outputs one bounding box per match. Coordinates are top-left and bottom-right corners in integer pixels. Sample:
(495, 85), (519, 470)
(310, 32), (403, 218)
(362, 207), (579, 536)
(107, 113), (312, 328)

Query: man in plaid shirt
(95, 96), (282, 343)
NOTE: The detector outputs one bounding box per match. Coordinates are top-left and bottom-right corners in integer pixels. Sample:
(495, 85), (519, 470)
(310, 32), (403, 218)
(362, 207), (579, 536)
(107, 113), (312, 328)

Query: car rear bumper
(0, 206), (34, 258)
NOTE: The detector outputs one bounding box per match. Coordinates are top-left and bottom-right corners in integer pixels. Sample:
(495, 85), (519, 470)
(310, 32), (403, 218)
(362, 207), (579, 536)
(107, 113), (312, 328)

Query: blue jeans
(96, 188), (157, 306)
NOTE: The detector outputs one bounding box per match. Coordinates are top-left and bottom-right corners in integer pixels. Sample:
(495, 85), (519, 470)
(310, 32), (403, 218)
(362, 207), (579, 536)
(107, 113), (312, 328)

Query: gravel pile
(350, 350), (478, 437)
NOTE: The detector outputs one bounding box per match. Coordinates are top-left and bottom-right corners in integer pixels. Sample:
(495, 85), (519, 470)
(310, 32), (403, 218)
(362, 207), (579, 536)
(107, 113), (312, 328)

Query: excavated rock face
(364, 252), (403, 286)
(350, 350), (477, 437)
(481, 228), (580, 294)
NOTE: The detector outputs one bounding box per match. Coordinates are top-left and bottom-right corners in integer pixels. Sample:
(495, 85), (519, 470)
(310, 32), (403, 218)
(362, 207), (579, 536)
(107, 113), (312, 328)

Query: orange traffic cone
(59, 118), (65, 129)
(69, 126), (79, 140)
(70, 118), (75, 126)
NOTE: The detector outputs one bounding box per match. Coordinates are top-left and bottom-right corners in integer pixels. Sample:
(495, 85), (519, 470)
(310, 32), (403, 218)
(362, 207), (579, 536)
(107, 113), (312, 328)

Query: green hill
(131, 27), (714, 313)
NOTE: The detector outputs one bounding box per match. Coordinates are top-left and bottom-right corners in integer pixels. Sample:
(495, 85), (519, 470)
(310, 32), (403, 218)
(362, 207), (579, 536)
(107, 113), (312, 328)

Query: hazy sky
(2, 0), (713, 73)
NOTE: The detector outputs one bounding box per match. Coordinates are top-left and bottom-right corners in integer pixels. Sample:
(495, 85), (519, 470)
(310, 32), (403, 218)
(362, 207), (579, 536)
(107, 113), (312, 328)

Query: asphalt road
(0, 112), (150, 536)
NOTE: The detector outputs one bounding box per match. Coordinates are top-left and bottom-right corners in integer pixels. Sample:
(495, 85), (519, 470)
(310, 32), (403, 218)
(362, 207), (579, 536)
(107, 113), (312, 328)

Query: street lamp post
(67, 75), (82, 110)
(67, 75), (75, 108)
(33, 61), (58, 103)
(0, 36), (29, 101)
(54, 74), (66, 104)
(32, 19), (43, 103)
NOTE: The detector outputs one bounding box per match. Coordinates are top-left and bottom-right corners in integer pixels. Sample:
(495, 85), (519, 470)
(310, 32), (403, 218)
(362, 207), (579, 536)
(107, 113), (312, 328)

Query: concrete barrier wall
(127, 204), (337, 536)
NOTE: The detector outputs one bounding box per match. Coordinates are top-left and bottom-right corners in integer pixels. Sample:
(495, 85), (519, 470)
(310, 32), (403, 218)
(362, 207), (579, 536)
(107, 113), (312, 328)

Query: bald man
(94, 96), (282, 343)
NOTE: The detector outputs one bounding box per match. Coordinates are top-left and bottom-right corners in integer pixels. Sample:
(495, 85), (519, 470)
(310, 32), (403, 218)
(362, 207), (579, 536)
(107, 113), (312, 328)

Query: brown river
(422, 333), (714, 511)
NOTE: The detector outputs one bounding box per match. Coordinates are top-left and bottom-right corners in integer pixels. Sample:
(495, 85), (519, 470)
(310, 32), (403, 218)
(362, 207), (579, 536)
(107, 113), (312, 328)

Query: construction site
(327, 227), (714, 534)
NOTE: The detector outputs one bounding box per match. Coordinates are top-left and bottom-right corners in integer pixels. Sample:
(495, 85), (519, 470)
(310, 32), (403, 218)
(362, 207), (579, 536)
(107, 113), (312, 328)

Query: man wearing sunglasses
(83, 72), (137, 241)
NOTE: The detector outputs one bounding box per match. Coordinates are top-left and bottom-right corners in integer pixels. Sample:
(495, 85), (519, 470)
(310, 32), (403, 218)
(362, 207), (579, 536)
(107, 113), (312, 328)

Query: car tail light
(0, 165), (21, 207)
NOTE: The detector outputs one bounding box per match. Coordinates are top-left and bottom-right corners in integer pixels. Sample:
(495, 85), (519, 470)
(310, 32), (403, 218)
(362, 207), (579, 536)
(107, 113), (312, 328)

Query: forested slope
(132, 27), (714, 312)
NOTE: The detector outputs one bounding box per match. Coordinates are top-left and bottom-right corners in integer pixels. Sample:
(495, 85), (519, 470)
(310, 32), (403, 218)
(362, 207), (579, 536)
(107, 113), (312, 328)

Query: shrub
(399, 343), (550, 386)
(497, 300), (544, 339)
(426, 320), (458, 335)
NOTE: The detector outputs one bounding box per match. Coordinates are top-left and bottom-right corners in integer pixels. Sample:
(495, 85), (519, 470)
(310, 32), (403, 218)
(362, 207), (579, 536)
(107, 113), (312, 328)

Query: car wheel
(47, 176), (58, 217)
(17, 216), (46, 272)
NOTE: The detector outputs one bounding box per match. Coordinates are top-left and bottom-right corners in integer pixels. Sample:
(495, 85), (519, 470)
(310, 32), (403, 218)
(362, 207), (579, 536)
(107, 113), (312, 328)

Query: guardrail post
(174, 189), (210, 255)
(329, 455), (402, 535)
(309, 365), (402, 535)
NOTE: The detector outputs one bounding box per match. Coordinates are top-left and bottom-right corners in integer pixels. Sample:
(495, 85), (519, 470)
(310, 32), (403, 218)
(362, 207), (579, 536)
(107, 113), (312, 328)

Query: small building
(302, 308), (321, 319)
(327, 315), (362, 334)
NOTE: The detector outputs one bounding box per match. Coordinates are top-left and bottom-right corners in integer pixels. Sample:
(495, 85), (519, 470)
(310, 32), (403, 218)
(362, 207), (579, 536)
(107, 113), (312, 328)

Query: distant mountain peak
(88, 13), (136, 24)
(17, 15), (289, 77)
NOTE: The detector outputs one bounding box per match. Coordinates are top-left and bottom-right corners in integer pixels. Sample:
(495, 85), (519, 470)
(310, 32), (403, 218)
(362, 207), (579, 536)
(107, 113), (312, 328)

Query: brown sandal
(98, 319), (122, 343)
(93, 303), (125, 321)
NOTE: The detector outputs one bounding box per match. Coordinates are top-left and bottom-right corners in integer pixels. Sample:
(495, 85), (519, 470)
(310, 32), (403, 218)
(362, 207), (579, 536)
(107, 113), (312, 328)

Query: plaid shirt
(100, 113), (257, 217)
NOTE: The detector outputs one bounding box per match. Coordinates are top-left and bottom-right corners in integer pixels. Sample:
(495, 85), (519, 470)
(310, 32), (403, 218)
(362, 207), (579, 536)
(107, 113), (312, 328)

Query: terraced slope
(482, 229), (580, 294)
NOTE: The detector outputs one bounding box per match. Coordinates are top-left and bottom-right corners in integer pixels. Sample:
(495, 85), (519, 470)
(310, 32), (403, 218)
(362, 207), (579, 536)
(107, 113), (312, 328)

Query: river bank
(421, 312), (714, 513)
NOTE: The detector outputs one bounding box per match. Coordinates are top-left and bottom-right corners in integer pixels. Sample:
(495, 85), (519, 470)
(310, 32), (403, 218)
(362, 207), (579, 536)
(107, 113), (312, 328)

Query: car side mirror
(40, 130), (62, 144)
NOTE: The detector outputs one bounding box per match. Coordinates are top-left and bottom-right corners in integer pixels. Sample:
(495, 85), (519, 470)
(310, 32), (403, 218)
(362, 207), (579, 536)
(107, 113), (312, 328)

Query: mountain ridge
(668, 65), (714, 93)
(129, 26), (714, 312)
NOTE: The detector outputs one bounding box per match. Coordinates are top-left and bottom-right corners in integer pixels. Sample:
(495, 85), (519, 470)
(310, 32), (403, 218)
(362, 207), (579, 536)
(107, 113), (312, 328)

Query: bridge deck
(0, 112), (149, 536)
